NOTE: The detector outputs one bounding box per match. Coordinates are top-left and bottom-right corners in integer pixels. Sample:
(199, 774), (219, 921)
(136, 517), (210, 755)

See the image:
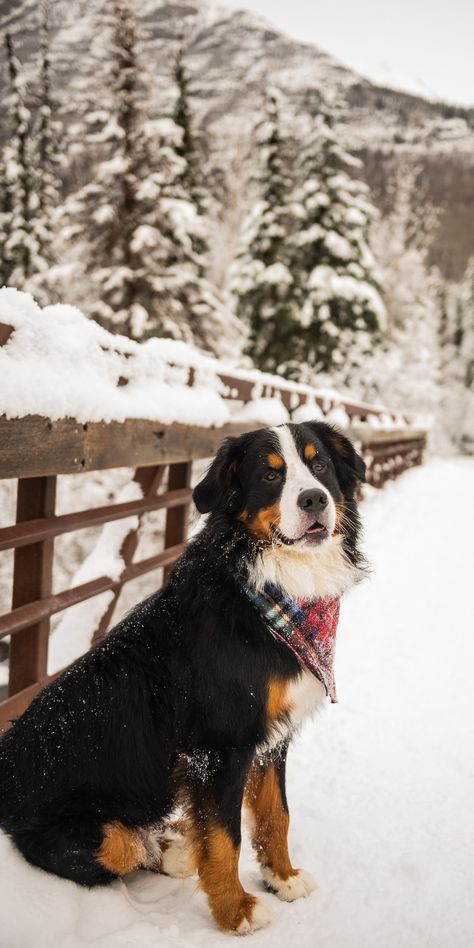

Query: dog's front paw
(262, 867), (317, 902)
(233, 896), (273, 935)
(211, 893), (272, 935)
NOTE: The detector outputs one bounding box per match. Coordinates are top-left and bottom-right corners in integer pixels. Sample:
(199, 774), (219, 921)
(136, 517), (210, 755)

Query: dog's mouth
(273, 521), (329, 547)
(304, 520), (328, 541)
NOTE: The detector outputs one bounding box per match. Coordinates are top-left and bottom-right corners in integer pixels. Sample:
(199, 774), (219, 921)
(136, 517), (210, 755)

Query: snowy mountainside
(1, 0), (474, 277)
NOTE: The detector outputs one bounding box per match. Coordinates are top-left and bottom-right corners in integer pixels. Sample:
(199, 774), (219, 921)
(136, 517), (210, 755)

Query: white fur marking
(261, 866), (317, 901)
(235, 898), (273, 934)
(272, 425), (335, 541)
(259, 668), (327, 752)
(160, 828), (195, 878)
(248, 534), (360, 601)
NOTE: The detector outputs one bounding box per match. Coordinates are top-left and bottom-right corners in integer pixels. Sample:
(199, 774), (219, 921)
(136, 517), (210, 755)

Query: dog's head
(193, 422), (365, 549)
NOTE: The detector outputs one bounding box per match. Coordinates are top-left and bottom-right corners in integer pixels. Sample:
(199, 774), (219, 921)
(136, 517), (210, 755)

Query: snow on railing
(0, 288), (428, 729)
(0, 287), (420, 434)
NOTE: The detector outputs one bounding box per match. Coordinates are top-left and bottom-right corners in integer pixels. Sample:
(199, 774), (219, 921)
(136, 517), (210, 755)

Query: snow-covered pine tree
(61, 0), (159, 338)
(0, 154), (13, 287)
(62, 1), (224, 348)
(1, 32), (38, 288)
(231, 89), (299, 375)
(346, 161), (441, 420)
(439, 259), (474, 452)
(164, 36), (233, 350)
(457, 259), (474, 392)
(32, 2), (61, 270)
(173, 39), (204, 215)
(290, 103), (385, 380)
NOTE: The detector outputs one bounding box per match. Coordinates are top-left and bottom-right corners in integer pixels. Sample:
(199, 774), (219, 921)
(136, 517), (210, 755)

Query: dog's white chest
(286, 668), (327, 728)
(262, 670), (327, 751)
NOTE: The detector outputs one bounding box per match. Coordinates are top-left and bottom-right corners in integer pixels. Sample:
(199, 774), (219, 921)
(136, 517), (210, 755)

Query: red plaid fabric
(245, 583), (340, 702)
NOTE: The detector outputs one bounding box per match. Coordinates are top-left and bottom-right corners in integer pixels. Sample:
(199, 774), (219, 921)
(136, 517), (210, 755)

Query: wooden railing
(0, 372), (427, 731)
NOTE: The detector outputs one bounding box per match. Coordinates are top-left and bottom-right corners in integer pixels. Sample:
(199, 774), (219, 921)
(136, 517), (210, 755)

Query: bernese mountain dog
(0, 421), (366, 934)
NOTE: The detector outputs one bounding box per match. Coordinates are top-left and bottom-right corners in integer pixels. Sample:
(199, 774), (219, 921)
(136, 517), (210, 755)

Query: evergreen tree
(458, 259), (474, 391)
(439, 259), (474, 452)
(231, 89), (299, 375)
(63, 1), (223, 347)
(33, 1), (61, 271)
(0, 153), (13, 287)
(290, 104), (385, 379)
(346, 161), (441, 420)
(173, 39), (204, 214)
(0, 14), (61, 297)
(1, 32), (38, 287)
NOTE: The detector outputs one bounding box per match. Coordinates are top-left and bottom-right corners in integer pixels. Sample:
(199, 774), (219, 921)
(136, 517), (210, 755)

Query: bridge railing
(0, 369), (427, 731)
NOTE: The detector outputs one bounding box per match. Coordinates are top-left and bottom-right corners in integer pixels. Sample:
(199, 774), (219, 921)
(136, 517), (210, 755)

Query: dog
(0, 421), (366, 934)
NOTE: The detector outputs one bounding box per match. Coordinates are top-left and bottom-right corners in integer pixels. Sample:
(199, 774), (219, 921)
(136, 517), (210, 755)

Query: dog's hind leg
(8, 815), (148, 886)
(146, 818), (196, 878)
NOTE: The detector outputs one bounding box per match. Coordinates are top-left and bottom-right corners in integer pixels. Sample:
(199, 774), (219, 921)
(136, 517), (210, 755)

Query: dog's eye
(313, 460), (327, 473)
(263, 470), (280, 482)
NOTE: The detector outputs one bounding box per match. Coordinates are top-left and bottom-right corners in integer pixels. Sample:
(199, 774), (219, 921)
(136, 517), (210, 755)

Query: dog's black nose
(297, 488), (328, 512)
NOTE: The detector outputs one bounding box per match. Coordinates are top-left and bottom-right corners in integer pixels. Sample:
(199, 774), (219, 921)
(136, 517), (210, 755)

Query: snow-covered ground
(1, 457), (473, 948)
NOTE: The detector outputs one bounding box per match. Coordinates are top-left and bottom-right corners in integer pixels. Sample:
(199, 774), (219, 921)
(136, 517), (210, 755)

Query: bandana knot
(244, 582), (340, 703)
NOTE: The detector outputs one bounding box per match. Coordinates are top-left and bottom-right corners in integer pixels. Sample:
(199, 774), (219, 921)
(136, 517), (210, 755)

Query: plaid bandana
(244, 583), (340, 703)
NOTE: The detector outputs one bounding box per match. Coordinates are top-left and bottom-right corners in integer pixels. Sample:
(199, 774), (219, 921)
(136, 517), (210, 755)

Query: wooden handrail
(0, 542), (186, 641)
(0, 488), (192, 551)
(0, 366), (428, 728)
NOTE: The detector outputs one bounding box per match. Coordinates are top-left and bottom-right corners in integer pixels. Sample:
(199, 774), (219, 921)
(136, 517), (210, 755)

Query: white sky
(221, 0), (474, 107)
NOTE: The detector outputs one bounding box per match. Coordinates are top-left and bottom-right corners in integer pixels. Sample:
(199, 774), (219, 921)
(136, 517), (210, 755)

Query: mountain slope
(1, 0), (473, 277)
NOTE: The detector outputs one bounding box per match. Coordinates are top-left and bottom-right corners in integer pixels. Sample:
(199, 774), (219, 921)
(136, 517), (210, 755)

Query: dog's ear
(306, 422), (366, 493)
(193, 436), (244, 514)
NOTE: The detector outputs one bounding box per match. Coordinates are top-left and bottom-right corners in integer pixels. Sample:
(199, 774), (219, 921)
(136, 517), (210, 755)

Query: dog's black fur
(0, 422), (365, 929)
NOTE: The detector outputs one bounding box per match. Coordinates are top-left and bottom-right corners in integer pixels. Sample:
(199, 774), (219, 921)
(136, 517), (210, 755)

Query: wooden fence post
(163, 462), (192, 583)
(91, 465), (166, 643)
(9, 476), (56, 695)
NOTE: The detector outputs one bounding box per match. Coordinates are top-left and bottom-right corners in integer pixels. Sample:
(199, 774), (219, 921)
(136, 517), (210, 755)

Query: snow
(291, 397), (325, 423)
(0, 287), (400, 433)
(0, 289), (230, 427)
(307, 265), (387, 327)
(232, 396), (290, 426)
(325, 404), (350, 428)
(257, 262), (293, 287)
(47, 480), (143, 675)
(1, 457), (473, 947)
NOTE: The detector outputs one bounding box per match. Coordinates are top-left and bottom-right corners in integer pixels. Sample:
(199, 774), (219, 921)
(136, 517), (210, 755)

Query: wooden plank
(0, 543), (186, 641)
(0, 323), (14, 346)
(0, 414), (428, 480)
(0, 416), (255, 479)
(92, 465), (166, 643)
(353, 428), (427, 445)
(163, 462), (192, 584)
(0, 486), (192, 552)
(217, 371), (404, 421)
(8, 477), (56, 696)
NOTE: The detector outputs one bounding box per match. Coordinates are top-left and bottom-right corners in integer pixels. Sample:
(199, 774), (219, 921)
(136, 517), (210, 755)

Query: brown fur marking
(304, 443), (317, 460)
(246, 501), (280, 541)
(267, 679), (290, 721)
(267, 453), (284, 469)
(192, 823), (258, 932)
(96, 822), (146, 875)
(329, 430), (349, 456)
(245, 762), (297, 881)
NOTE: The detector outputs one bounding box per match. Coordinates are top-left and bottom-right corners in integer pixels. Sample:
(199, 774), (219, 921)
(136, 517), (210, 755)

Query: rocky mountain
(1, 0), (473, 279)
